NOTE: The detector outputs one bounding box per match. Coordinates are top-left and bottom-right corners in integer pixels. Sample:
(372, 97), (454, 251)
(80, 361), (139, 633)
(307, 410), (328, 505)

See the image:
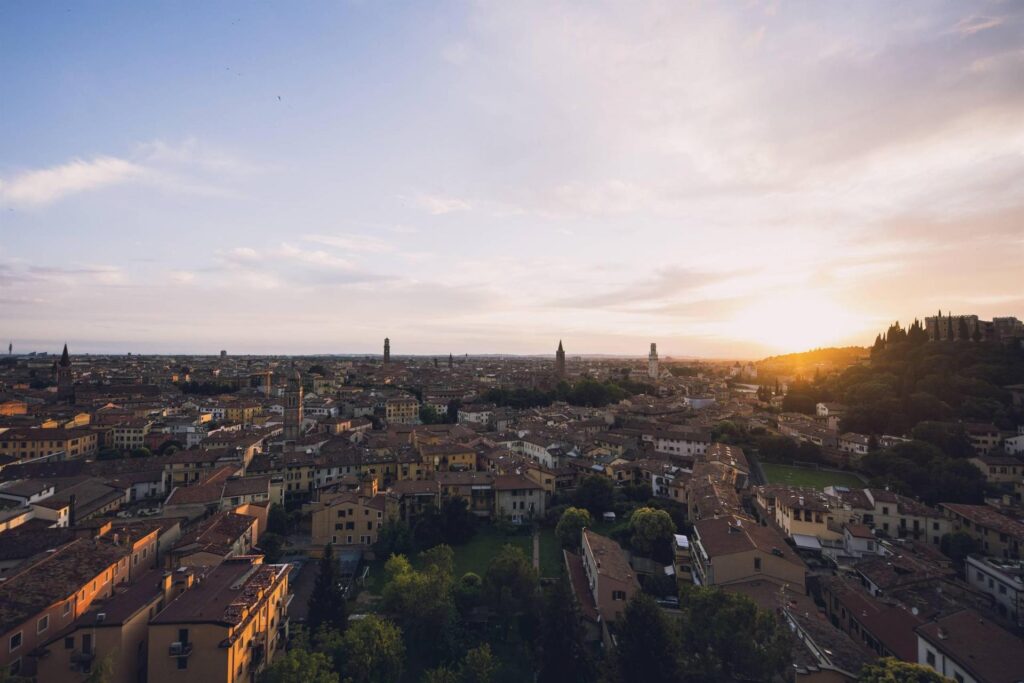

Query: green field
(760, 463), (865, 490)
(363, 526), (534, 594)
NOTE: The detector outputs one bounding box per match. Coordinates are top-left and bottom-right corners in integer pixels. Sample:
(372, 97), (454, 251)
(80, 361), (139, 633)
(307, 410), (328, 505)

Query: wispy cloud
(410, 193), (471, 215)
(302, 233), (395, 253)
(0, 157), (144, 205)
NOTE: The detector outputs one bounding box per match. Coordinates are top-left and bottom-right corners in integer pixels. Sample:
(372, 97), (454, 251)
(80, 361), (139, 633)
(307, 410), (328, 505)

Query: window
(754, 557), (762, 571)
(926, 650), (935, 666)
(63, 601), (72, 616)
(65, 636), (74, 649)
(9, 632), (22, 652)
(612, 591), (627, 601)
(37, 615), (48, 633)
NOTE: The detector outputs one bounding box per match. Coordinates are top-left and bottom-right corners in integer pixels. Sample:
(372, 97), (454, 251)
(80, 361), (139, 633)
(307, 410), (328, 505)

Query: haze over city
(2, 1), (1023, 357)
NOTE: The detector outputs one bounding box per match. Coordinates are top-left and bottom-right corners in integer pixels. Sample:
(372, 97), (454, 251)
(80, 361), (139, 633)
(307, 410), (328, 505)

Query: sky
(1, 1), (1023, 359)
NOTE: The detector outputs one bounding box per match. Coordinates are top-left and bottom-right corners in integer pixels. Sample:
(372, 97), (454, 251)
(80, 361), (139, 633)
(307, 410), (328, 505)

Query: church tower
(648, 342), (659, 380)
(383, 337), (391, 365)
(57, 343), (75, 403)
(555, 340), (566, 379)
(284, 368), (304, 441)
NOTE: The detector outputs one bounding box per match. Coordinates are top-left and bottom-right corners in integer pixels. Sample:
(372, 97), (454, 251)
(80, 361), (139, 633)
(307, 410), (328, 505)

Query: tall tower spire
(648, 342), (659, 380)
(57, 343), (74, 403)
(284, 368), (304, 441)
(383, 337), (391, 365)
(555, 340), (566, 379)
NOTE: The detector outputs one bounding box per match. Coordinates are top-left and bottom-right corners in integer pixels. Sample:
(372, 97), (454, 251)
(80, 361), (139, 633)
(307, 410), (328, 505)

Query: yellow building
(307, 482), (387, 548)
(147, 557), (289, 683)
(36, 568), (186, 683)
(111, 419), (153, 450)
(0, 428), (98, 461)
(385, 397), (420, 425)
(224, 403), (262, 426)
(418, 442), (476, 472)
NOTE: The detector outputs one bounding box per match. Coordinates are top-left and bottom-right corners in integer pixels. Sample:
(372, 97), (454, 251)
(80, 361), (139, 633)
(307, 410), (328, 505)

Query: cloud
(302, 233), (395, 253)
(410, 193), (471, 215)
(0, 157), (144, 206)
(0, 139), (261, 207)
(216, 243), (388, 289)
(953, 15), (1004, 36)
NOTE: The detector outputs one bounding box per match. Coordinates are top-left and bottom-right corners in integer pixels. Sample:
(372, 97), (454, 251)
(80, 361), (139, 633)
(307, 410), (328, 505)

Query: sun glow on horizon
(722, 291), (872, 354)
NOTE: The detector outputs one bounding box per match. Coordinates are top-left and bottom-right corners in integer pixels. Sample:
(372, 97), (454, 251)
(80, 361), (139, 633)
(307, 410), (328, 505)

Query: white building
(966, 555), (1024, 627)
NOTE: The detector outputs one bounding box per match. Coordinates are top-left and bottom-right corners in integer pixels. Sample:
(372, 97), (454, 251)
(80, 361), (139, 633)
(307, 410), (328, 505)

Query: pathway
(532, 531), (540, 570)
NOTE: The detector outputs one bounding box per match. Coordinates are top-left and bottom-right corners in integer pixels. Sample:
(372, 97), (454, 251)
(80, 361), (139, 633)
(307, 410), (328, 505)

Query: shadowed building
(555, 340), (566, 379)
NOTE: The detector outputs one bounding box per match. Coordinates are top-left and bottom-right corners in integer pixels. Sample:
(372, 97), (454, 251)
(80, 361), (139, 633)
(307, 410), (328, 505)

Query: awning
(791, 534), (822, 550)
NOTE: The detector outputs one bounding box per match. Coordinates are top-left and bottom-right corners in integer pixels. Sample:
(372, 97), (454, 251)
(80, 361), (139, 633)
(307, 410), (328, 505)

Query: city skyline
(3, 1), (1023, 357)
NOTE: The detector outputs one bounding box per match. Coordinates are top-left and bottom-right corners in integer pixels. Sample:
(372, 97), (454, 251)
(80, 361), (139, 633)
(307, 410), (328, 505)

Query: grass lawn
(450, 526), (532, 578)
(537, 528), (562, 578)
(362, 526), (534, 595)
(761, 463), (865, 490)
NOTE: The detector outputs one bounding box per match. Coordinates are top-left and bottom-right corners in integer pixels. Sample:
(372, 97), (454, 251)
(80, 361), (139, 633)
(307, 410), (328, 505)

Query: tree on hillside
(334, 615), (405, 683)
(574, 475), (614, 515)
(259, 648), (338, 683)
(538, 577), (595, 683)
(267, 503), (290, 536)
(609, 594), (682, 683)
(440, 496), (476, 545)
(381, 553), (456, 667)
(858, 657), (948, 682)
(483, 544), (539, 639)
(556, 507), (592, 549)
(940, 531), (981, 573)
(628, 507), (675, 562)
(676, 586), (791, 682)
(460, 644), (497, 683)
(308, 544), (347, 635)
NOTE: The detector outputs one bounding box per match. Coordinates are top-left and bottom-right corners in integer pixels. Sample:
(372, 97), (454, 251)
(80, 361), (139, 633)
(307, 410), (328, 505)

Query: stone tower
(57, 343), (74, 403)
(383, 337), (391, 365)
(448, 353), (454, 369)
(648, 342), (659, 380)
(284, 368), (304, 441)
(555, 340), (566, 379)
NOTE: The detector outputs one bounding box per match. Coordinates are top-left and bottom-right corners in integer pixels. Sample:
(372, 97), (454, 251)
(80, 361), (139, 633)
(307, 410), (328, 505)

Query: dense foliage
(782, 329), (1024, 434)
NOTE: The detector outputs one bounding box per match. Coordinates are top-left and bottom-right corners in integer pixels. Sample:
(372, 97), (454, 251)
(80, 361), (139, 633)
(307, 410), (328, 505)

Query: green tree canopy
(335, 615), (405, 683)
(555, 507), (592, 549)
(628, 507), (675, 562)
(308, 544), (347, 635)
(258, 647), (339, 683)
(858, 657), (949, 682)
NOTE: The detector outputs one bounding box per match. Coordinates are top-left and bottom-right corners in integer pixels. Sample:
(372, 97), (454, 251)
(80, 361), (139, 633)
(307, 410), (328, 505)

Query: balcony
(168, 642), (193, 657)
(70, 650), (95, 665)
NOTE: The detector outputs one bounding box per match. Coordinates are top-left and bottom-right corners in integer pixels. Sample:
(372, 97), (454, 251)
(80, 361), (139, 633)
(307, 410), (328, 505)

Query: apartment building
(147, 557), (289, 683)
(916, 609), (1024, 683)
(35, 568), (183, 683)
(492, 474), (545, 523)
(307, 484), (387, 548)
(0, 539), (130, 675)
(690, 516), (805, 591)
(942, 503), (1024, 559)
(965, 555), (1024, 626)
(0, 428), (98, 461)
(385, 397), (420, 425)
(111, 420), (153, 451)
